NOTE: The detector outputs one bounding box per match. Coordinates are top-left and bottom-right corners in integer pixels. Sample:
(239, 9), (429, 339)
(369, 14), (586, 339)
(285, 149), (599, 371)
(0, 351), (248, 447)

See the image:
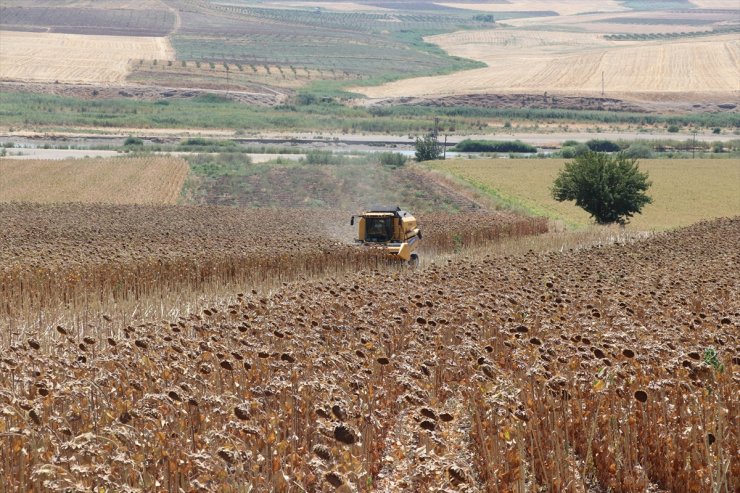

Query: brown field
(429, 158), (740, 230)
(356, 30), (740, 99)
(0, 205), (736, 491)
(0, 30), (174, 83)
(263, 1), (394, 12)
(0, 156), (188, 204)
(1, 0), (168, 8)
(0, 5), (176, 36)
(0, 202), (546, 335)
(690, 0), (740, 7)
(436, 0), (628, 16)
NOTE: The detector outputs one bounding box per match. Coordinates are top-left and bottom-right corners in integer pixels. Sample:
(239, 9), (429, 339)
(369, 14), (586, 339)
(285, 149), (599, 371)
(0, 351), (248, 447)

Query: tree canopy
(552, 152), (652, 225)
(414, 135), (442, 162)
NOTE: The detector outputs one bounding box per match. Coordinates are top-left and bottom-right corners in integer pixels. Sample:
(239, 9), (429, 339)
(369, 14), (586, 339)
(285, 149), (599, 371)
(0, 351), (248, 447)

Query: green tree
(415, 135), (442, 162)
(551, 152), (652, 225)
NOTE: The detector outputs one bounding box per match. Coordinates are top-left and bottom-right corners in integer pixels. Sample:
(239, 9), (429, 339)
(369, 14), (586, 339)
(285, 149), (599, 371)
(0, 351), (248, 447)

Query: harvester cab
(350, 206), (422, 265)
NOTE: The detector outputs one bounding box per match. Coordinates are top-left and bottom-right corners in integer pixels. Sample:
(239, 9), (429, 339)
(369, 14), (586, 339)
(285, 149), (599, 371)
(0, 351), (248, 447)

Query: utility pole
(601, 71), (604, 96)
(433, 116), (439, 139)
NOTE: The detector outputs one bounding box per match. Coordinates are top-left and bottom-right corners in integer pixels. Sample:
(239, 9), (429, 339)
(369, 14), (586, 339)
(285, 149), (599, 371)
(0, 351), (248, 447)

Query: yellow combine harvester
(350, 206), (422, 265)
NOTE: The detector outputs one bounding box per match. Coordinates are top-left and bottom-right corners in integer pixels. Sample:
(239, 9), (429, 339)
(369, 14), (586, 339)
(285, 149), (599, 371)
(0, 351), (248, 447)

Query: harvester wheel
(409, 253), (420, 268)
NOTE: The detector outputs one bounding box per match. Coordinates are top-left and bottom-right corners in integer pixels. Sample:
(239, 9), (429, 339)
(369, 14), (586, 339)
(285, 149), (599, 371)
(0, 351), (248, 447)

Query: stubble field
(0, 31), (174, 84)
(428, 158), (740, 230)
(0, 156), (188, 204)
(436, 0), (627, 16)
(356, 30), (740, 99)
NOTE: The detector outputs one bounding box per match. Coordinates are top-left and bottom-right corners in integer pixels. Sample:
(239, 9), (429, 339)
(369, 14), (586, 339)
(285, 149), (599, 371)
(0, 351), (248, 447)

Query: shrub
(452, 139), (536, 153)
(378, 152), (407, 168)
(473, 13), (495, 22)
(552, 152), (652, 225)
(585, 139), (621, 153)
(559, 147), (576, 159)
(560, 143), (590, 158)
(712, 127), (721, 134)
(667, 124), (680, 133)
(623, 142), (653, 159)
(415, 135), (442, 162)
(124, 136), (143, 146)
(303, 150), (342, 165)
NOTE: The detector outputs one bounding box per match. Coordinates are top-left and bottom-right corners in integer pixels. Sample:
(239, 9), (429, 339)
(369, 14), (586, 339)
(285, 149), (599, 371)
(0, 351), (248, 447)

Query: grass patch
(427, 158), (740, 230)
(2, 92), (738, 134)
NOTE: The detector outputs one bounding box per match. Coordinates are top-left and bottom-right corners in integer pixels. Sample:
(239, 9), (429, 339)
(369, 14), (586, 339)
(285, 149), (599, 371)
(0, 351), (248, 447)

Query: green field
(168, 0), (489, 87)
(429, 158), (740, 230)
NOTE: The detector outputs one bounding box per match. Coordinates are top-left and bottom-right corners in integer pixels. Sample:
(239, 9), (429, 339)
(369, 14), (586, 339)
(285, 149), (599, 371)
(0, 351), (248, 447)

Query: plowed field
(0, 156), (188, 204)
(1, 214), (736, 491)
(0, 31), (174, 83)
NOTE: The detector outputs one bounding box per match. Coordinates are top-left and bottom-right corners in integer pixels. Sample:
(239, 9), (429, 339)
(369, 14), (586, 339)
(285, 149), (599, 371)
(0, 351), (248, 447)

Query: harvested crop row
(0, 203), (546, 334)
(1, 217), (736, 491)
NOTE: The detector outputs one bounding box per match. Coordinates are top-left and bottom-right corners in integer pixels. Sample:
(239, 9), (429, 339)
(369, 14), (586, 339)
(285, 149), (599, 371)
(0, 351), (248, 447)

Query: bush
(378, 152), (407, 168)
(560, 147), (576, 159)
(560, 143), (589, 158)
(303, 150), (342, 165)
(585, 139), (621, 153)
(713, 127), (721, 134)
(415, 135), (442, 162)
(124, 136), (143, 146)
(667, 124), (680, 133)
(552, 152), (652, 225)
(623, 142), (653, 159)
(178, 138), (238, 151)
(473, 13), (495, 22)
(452, 139), (536, 153)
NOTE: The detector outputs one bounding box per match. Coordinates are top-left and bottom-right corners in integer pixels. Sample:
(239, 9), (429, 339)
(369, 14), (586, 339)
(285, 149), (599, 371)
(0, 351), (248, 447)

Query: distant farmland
(357, 30), (740, 99)
(429, 158), (740, 230)
(0, 156), (188, 204)
(0, 5), (175, 36)
(0, 31), (174, 83)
